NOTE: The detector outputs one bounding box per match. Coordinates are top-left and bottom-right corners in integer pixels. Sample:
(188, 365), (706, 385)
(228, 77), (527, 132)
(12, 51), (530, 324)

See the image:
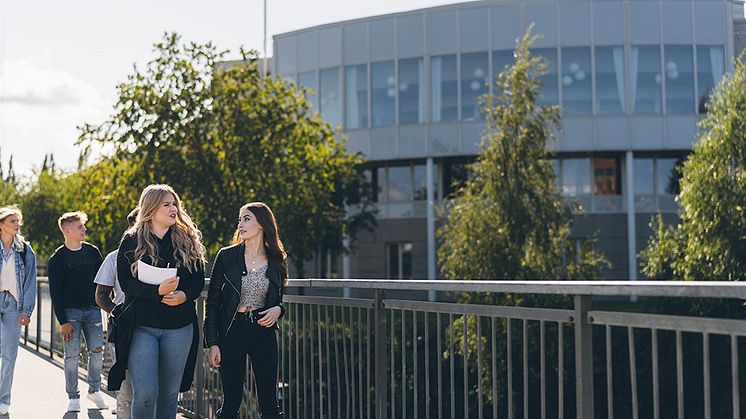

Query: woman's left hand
(162, 291), (187, 306)
(258, 306), (281, 328)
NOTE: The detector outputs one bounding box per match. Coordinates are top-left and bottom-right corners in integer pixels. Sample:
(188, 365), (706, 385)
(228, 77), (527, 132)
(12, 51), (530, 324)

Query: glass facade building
(274, 0), (739, 280)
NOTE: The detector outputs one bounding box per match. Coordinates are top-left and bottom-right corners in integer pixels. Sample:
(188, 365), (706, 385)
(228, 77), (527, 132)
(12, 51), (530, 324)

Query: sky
(0, 0), (459, 177)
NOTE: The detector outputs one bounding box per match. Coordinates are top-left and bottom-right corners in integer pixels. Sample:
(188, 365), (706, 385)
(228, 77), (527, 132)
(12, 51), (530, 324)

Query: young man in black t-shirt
(48, 212), (109, 412)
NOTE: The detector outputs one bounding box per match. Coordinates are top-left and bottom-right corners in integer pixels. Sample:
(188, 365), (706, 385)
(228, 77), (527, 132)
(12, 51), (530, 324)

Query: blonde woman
(109, 185), (205, 419)
(0, 207), (36, 415)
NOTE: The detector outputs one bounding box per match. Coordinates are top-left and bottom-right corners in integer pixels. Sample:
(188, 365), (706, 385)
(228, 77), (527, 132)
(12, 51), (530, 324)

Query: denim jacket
(0, 237), (37, 317)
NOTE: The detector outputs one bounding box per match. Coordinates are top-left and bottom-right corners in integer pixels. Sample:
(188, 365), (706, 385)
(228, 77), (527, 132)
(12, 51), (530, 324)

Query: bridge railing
(23, 278), (746, 419)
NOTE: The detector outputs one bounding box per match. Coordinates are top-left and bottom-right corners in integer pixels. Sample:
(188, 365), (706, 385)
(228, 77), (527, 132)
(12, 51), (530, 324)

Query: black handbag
(106, 298), (135, 343)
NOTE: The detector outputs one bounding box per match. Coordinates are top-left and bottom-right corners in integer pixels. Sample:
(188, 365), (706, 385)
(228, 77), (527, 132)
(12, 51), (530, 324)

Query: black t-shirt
(117, 228), (205, 330)
(48, 243), (103, 325)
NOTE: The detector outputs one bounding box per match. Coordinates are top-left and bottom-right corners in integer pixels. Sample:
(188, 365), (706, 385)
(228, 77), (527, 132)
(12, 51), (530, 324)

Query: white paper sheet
(137, 260), (177, 285)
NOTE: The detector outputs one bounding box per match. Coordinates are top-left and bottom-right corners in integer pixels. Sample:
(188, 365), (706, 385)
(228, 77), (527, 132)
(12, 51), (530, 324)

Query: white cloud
(0, 52), (111, 176)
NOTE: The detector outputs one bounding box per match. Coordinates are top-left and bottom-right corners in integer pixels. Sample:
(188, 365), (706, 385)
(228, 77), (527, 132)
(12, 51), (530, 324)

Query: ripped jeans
(63, 306), (104, 399)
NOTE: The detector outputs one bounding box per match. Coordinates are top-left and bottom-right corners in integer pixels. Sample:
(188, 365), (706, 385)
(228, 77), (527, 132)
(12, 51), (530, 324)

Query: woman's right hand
(158, 276), (180, 295)
(209, 345), (221, 368)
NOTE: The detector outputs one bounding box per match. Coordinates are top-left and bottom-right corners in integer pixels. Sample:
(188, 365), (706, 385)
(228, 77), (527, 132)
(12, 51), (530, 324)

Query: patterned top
(239, 264), (269, 309)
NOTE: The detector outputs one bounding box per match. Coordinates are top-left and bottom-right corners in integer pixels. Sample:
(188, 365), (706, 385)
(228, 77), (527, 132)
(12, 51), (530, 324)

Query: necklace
(245, 251), (266, 272)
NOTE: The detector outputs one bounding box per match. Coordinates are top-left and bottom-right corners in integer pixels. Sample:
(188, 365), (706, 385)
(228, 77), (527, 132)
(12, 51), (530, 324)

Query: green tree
(79, 33), (375, 275)
(641, 55), (746, 281)
(435, 30), (608, 414)
(438, 30), (606, 287)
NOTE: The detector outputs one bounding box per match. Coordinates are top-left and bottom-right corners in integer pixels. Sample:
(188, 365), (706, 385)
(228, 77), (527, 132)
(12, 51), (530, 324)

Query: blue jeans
(0, 292), (21, 405)
(63, 306), (104, 399)
(128, 325), (192, 419)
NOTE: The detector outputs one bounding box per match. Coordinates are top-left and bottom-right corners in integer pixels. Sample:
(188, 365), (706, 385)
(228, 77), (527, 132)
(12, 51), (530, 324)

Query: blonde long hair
(0, 206), (26, 251)
(127, 184), (206, 275)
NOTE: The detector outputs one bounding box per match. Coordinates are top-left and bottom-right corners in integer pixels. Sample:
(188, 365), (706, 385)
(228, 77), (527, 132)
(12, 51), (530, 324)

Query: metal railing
(22, 278), (746, 418)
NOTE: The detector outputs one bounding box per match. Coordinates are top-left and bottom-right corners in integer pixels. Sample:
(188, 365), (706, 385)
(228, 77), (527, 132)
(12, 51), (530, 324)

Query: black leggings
(218, 311), (282, 419)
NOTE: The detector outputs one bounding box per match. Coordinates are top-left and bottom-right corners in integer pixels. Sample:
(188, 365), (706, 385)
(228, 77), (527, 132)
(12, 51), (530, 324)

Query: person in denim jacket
(0, 206), (36, 415)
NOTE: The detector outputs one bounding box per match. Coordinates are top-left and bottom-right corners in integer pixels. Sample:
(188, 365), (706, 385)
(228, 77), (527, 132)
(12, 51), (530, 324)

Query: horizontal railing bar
(35, 277), (746, 299)
(588, 310), (746, 335)
(287, 279), (746, 299)
(383, 299), (574, 322)
(283, 295), (374, 308)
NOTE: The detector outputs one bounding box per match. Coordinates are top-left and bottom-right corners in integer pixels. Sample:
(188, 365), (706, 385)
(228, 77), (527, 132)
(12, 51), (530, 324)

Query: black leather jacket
(203, 242), (287, 348)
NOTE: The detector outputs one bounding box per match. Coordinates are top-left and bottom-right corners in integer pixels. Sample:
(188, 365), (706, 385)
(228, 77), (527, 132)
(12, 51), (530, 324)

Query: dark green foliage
(641, 55), (746, 281)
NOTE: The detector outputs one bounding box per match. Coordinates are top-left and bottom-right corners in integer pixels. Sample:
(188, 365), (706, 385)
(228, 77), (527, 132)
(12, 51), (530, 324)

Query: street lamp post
(262, 0), (268, 77)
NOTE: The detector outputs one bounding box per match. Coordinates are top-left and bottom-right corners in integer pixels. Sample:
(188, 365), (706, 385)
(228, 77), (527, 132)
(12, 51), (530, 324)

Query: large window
(492, 50), (514, 84)
(441, 159), (471, 197)
(430, 55), (458, 122)
(534, 48), (559, 106)
(664, 45), (694, 114)
(557, 157), (623, 212)
(595, 46), (626, 114)
(561, 48), (592, 115)
(387, 166), (412, 202)
(461, 52), (489, 121)
(298, 71), (317, 108)
(561, 159), (592, 196)
(387, 242), (413, 279)
(345, 65), (368, 129)
(371, 61), (396, 127)
(399, 58), (425, 124)
(319, 68), (341, 127)
(632, 46), (662, 114)
(634, 157), (683, 212)
(697, 45), (725, 113)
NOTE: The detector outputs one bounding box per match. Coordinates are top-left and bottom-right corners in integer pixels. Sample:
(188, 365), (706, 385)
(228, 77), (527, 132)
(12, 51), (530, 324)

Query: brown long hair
(127, 184), (206, 275)
(233, 202), (287, 284)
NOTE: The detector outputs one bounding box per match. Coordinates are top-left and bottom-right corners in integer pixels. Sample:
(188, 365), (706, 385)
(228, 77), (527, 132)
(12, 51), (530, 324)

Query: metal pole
(574, 295), (594, 419)
(426, 158), (436, 301)
(195, 299), (205, 416)
(626, 150), (637, 282)
(374, 290), (388, 419)
(262, 0), (268, 77)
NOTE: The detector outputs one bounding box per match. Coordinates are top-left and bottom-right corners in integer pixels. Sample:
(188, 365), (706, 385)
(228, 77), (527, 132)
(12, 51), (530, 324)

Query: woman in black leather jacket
(203, 202), (287, 419)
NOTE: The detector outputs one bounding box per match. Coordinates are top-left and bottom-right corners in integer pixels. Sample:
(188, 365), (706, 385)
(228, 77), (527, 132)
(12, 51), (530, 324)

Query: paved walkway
(6, 346), (188, 419)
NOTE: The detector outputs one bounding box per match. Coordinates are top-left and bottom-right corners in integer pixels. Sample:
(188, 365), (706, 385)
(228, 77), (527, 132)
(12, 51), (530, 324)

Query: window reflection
(697, 46), (725, 114)
(399, 58), (425, 124)
(371, 61), (396, 126)
(461, 52), (489, 121)
(593, 158), (620, 195)
(345, 65), (368, 129)
(492, 50), (514, 85)
(430, 55), (458, 122)
(413, 165), (427, 201)
(534, 48), (559, 107)
(595, 47), (626, 114)
(632, 46), (662, 114)
(298, 71), (317, 109)
(664, 45), (694, 114)
(561, 159), (592, 196)
(387, 166), (412, 202)
(319, 68), (341, 127)
(561, 48), (592, 115)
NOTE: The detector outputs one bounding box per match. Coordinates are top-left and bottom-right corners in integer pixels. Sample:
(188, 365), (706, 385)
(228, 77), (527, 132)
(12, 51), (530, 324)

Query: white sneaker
(0, 403), (9, 414)
(67, 398), (81, 412)
(87, 391), (110, 409)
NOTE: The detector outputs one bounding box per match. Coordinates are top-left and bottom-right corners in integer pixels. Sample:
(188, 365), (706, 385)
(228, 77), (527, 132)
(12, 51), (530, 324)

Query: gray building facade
(273, 0), (740, 280)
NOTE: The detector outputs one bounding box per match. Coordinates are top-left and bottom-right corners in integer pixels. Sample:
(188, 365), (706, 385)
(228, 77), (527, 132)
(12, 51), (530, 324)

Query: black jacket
(203, 242), (287, 348)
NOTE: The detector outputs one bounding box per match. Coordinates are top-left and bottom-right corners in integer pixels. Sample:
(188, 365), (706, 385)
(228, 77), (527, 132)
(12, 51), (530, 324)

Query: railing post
(36, 282), (41, 351)
(574, 295), (594, 419)
(195, 298), (205, 417)
(374, 289), (387, 419)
